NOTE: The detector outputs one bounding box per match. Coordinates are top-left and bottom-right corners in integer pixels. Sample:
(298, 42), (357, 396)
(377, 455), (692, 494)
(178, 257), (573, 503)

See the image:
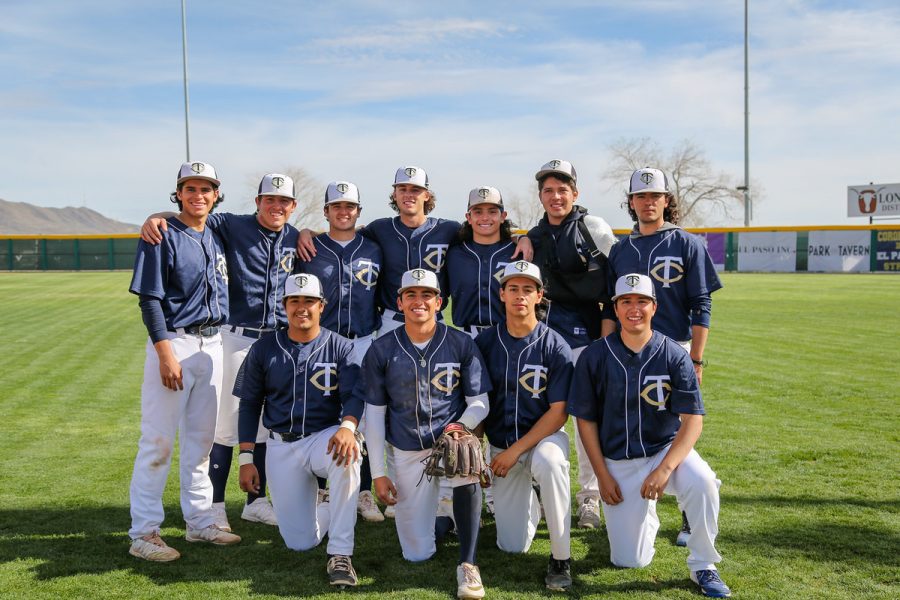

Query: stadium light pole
(181, 0), (191, 162)
(742, 0), (751, 226)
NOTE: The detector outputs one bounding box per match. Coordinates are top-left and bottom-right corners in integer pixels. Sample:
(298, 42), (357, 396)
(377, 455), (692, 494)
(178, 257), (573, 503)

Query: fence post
(40, 239), (48, 270)
(108, 238), (115, 271)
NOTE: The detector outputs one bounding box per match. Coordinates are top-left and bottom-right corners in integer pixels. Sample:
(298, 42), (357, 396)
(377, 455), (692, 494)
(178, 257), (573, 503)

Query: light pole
(742, 0), (751, 226)
(181, 0), (191, 162)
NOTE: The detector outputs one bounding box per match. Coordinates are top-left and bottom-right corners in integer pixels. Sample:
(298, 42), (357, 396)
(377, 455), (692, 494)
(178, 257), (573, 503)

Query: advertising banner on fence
(847, 183), (900, 217)
(874, 230), (900, 271)
(737, 231), (796, 272)
(700, 232), (726, 271)
(807, 230), (870, 272)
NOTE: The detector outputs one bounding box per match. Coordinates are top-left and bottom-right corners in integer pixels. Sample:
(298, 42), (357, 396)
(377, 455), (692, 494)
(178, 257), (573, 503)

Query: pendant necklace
(412, 335), (434, 368)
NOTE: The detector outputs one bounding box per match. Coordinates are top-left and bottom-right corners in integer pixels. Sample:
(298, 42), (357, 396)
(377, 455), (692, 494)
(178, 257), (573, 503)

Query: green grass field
(0, 272), (898, 599)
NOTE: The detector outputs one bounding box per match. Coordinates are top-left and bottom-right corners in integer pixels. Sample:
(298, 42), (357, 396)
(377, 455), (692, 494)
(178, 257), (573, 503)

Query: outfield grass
(0, 272), (897, 599)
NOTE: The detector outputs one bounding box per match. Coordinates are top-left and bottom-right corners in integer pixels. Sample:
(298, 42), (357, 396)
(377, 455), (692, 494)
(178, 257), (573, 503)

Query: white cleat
(129, 532), (180, 562)
(185, 524), (241, 545)
(357, 490), (385, 522)
(242, 497), (278, 526)
(456, 562), (485, 599)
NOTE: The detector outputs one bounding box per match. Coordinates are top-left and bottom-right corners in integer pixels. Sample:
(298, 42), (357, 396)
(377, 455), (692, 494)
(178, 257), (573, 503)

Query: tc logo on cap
(515, 260), (529, 271)
(405, 167), (417, 178)
(191, 162), (205, 174)
(411, 268), (427, 281)
(478, 188), (490, 199)
(640, 172), (654, 185)
(549, 160), (561, 168)
(296, 274), (309, 288)
(271, 176), (284, 189)
(626, 274), (641, 288)
(337, 183), (349, 193)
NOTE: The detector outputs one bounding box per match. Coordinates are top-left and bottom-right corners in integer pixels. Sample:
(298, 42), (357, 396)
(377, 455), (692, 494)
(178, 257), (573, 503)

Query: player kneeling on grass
(568, 274), (731, 598)
(234, 274), (363, 588)
(474, 261), (575, 591)
(362, 269), (492, 600)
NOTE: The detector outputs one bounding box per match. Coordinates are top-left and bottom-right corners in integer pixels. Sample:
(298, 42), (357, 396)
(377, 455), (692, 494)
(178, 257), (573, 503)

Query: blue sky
(2, 0), (899, 229)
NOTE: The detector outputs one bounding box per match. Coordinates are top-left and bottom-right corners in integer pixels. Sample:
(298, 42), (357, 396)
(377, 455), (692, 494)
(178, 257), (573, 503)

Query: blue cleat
(691, 569), (732, 598)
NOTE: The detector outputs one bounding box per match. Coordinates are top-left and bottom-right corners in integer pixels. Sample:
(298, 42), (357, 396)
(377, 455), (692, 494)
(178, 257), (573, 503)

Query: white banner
(807, 230), (871, 272)
(847, 183), (900, 217)
(737, 231), (796, 272)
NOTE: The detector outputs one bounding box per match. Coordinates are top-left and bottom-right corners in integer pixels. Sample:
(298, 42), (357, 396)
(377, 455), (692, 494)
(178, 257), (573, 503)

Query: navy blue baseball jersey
(475, 322), (574, 449)
(446, 240), (515, 328)
(206, 213), (299, 329)
(234, 328), (363, 441)
(361, 216), (460, 311)
(607, 225), (723, 341)
(295, 233), (382, 338)
(567, 330), (704, 461)
(361, 323), (491, 451)
(130, 217), (229, 330)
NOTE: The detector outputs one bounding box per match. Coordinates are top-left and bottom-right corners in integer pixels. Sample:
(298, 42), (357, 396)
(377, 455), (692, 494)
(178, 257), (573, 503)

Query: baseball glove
(423, 423), (490, 483)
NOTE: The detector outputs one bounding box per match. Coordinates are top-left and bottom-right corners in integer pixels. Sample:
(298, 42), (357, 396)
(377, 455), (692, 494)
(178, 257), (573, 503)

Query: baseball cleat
(327, 554), (358, 587)
(317, 488), (330, 505)
(129, 533), (180, 562)
(211, 501), (232, 532)
(357, 491), (385, 522)
(545, 557), (572, 591)
(383, 504), (396, 519)
(577, 497), (602, 529)
(676, 511), (691, 546)
(242, 497), (278, 526)
(456, 562), (485, 599)
(185, 524), (241, 545)
(691, 569), (732, 598)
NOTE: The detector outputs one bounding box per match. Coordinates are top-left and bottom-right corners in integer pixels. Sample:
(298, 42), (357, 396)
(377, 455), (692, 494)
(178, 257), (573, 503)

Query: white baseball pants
(214, 329), (267, 446)
(129, 334), (222, 539)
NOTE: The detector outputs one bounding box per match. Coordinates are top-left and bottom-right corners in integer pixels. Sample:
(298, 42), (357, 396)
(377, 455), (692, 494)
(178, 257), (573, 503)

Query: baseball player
(474, 261), (574, 591)
(127, 161), (241, 562)
(568, 274), (732, 598)
(140, 173), (301, 531)
(527, 159), (618, 529)
(295, 180), (384, 523)
(446, 186), (516, 337)
(362, 268), (491, 599)
(234, 273), (363, 587)
(601, 167), (723, 545)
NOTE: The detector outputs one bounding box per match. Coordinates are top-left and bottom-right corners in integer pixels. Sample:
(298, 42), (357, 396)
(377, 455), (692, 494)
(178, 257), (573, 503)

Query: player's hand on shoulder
(598, 471), (623, 505)
(297, 228), (317, 261)
(373, 476), (397, 506)
(327, 427), (359, 467)
(141, 216), (169, 245)
(510, 235), (534, 261)
(239, 463), (260, 494)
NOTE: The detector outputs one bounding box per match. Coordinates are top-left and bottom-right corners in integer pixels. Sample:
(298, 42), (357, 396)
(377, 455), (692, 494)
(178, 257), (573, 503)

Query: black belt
(269, 430), (310, 443)
(175, 325), (220, 337)
(229, 326), (274, 340)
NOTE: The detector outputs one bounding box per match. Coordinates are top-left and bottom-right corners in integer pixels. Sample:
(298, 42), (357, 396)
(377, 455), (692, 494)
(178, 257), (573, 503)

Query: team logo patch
(280, 249), (296, 273)
(492, 261), (509, 283)
(640, 172), (654, 185)
(519, 364), (548, 399)
(640, 375), (671, 411)
(650, 256), (684, 287)
(310, 362), (338, 396)
(215, 253), (229, 283)
(549, 160), (561, 168)
(423, 244), (449, 271)
(431, 363), (461, 396)
(271, 176), (284, 189)
(405, 167), (417, 178)
(337, 182), (349, 193)
(478, 187), (490, 199)
(296, 274), (308, 288)
(191, 162), (205, 174)
(411, 268), (427, 281)
(354, 259), (380, 290)
(515, 260), (529, 271)
(625, 274), (641, 288)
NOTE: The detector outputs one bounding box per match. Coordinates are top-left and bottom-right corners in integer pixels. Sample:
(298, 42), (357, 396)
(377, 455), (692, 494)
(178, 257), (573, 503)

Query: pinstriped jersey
(361, 216), (460, 311)
(129, 216), (228, 329)
(205, 213), (299, 329)
(607, 226), (722, 341)
(295, 234), (382, 338)
(446, 239), (515, 328)
(475, 322), (574, 449)
(234, 328), (363, 441)
(567, 330), (704, 461)
(361, 323), (491, 451)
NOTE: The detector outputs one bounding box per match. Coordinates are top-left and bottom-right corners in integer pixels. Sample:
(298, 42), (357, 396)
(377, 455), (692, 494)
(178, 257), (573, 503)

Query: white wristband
(238, 452), (255, 467)
(339, 420), (357, 434)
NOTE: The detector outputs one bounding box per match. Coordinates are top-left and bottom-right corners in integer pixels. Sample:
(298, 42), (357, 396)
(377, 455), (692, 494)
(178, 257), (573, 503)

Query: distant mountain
(0, 199), (139, 235)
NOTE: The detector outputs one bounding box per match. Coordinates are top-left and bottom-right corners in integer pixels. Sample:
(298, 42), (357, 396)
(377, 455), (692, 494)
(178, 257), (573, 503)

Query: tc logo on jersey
(640, 375), (671, 411)
(424, 244), (449, 272)
(431, 363), (461, 396)
(355, 259), (380, 290)
(311, 362), (338, 396)
(215, 253), (229, 283)
(519, 364), (548, 398)
(492, 261), (510, 283)
(280, 249), (296, 273)
(650, 256), (684, 287)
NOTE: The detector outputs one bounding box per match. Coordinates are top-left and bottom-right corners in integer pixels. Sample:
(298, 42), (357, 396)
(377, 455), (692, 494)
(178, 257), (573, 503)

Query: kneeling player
(474, 261), (574, 591)
(568, 274), (731, 598)
(362, 269), (491, 600)
(235, 274), (363, 587)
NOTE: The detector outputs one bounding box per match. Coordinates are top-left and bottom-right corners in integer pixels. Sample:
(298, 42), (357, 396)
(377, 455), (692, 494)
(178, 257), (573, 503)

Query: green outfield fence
(2, 225), (900, 272)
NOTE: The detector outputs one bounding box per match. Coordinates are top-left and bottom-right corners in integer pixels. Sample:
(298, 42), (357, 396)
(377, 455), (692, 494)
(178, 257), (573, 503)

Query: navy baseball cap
(177, 161), (220, 186)
(535, 159), (577, 183)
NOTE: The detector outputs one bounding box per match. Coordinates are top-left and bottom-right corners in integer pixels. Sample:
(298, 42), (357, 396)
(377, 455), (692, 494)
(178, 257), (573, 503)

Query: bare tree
(504, 184), (544, 232)
(242, 167), (325, 230)
(601, 138), (759, 227)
